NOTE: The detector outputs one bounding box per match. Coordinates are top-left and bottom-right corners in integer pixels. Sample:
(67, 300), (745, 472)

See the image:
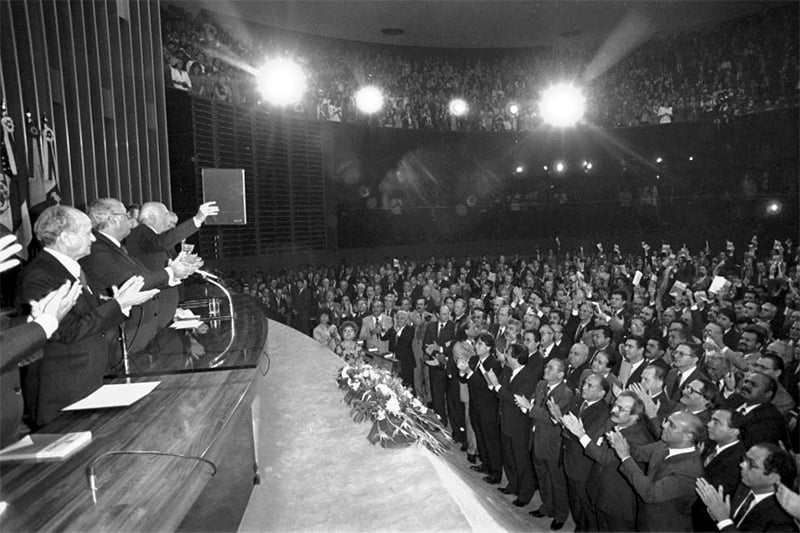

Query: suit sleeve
(619, 453), (697, 503)
(0, 322), (48, 373)
(137, 218), (199, 252)
(81, 246), (169, 292)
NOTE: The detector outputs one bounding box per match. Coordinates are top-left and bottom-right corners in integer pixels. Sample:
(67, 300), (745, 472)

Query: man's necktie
(733, 491), (755, 526)
(78, 270), (92, 295)
(704, 447), (718, 467)
(579, 400), (588, 416)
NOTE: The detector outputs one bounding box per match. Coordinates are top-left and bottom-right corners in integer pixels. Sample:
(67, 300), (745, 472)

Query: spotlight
(656, 156), (663, 164)
(256, 58), (307, 106)
(543, 165), (549, 171)
(582, 160), (592, 171)
(538, 83), (585, 127)
(449, 98), (468, 117)
(766, 201), (782, 215)
(555, 161), (565, 173)
(355, 86), (384, 114)
(688, 155), (694, 161)
(514, 165), (525, 174)
(507, 103), (520, 116)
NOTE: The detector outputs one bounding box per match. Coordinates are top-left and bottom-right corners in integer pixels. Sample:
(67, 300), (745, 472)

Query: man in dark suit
(561, 373), (610, 532)
(725, 371), (790, 449)
(521, 329), (545, 385)
(516, 358), (573, 530)
(381, 310), (416, 392)
(80, 199), (198, 357)
(291, 278), (315, 335)
(665, 342), (707, 402)
(693, 408), (746, 531)
(424, 304), (456, 427)
(485, 343), (539, 507)
(459, 332), (502, 485)
(565, 342), (591, 394)
(564, 302), (594, 346)
(619, 335), (648, 388)
(16, 206), (158, 427)
(0, 272), (80, 447)
(696, 443), (797, 532)
(608, 410), (706, 532)
(125, 200), (217, 329)
(562, 391), (655, 532)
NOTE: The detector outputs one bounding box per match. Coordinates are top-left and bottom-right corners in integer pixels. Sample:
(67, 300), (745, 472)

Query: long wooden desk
(0, 368), (258, 531)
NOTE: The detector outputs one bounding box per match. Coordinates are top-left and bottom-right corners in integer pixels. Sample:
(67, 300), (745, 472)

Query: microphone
(195, 269), (220, 280)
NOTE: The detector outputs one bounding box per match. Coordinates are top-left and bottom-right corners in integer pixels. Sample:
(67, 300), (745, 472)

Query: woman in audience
(313, 311), (339, 351)
(452, 320), (479, 463)
(334, 321), (364, 364)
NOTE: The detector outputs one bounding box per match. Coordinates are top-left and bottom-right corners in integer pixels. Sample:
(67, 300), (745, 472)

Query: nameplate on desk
(0, 432), (92, 462)
(62, 382), (161, 411)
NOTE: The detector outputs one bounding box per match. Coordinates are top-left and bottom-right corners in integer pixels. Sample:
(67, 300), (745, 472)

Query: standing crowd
(229, 236), (800, 531)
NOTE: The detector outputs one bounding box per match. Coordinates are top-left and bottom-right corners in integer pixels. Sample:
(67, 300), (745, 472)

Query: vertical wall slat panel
(121, 1), (144, 202)
(69, 1), (97, 206)
(43, 0), (75, 206)
(9, 1), (37, 171)
(150, 1), (170, 205)
(94, 1), (119, 201)
(107, 0), (133, 202)
(25, 1), (56, 157)
(56, 0), (87, 208)
(82, 1), (109, 199)
(140, 0), (159, 201)
(0, 1), (29, 192)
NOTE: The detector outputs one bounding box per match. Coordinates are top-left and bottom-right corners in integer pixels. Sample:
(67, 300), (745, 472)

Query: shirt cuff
(193, 216), (202, 227)
(579, 434), (592, 448)
(32, 314), (59, 338)
(716, 519), (734, 530)
(165, 267), (181, 286)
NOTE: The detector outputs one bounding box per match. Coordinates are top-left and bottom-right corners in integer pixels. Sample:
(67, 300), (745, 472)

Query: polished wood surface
(0, 368), (257, 532)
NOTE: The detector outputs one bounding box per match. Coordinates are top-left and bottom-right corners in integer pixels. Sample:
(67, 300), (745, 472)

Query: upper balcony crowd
(160, 4), (798, 131)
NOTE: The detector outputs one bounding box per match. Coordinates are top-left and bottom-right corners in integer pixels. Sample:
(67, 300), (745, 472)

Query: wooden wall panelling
(92, 1), (119, 201)
(82, 1), (110, 199)
(0, 1), (29, 195)
(118, 3), (143, 202)
(128, 1), (151, 202)
(149, 1), (171, 205)
(139, 0), (159, 201)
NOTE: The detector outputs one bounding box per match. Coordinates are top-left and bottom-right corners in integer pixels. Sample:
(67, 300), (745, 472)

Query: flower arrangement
(336, 361), (451, 454)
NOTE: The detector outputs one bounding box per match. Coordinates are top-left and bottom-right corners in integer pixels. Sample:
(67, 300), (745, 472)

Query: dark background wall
(0, 0), (170, 209)
(166, 88), (798, 271)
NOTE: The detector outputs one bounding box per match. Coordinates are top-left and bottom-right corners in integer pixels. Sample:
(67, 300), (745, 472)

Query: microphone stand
(195, 270), (235, 367)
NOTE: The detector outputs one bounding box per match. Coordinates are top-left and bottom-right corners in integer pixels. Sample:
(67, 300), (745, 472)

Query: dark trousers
(445, 374), (465, 442)
(471, 404), (502, 478)
(532, 450), (569, 521)
(501, 430), (537, 501)
(567, 475), (597, 532)
(597, 508), (635, 532)
(429, 367), (447, 422)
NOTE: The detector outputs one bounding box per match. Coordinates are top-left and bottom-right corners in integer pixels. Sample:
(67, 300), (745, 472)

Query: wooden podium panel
(0, 369), (258, 532)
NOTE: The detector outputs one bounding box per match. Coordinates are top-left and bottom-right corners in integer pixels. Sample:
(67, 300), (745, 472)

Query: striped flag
(0, 105), (32, 259)
(28, 113), (61, 217)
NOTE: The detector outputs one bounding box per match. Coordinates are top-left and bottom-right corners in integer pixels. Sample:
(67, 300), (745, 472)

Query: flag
(28, 113), (60, 217)
(0, 106), (32, 259)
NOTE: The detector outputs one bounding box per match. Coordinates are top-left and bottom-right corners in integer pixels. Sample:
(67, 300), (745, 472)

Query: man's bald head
(139, 202), (171, 233)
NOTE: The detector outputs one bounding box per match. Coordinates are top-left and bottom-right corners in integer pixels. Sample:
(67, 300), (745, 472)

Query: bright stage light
(543, 165), (549, 171)
(449, 98), (468, 117)
(508, 103), (520, 116)
(256, 58), (307, 106)
(355, 86), (384, 114)
(583, 160), (593, 171)
(656, 156), (663, 164)
(538, 83), (585, 127)
(767, 201), (782, 215)
(555, 161), (565, 173)
(515, 165), (525, 174)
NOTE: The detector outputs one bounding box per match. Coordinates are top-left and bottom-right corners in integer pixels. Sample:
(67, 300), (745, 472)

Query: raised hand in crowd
(112, 275), (160, 310)
(194, 201), (220, 224)
(695, 478), (731, 523)
(0, 233), (23, 273)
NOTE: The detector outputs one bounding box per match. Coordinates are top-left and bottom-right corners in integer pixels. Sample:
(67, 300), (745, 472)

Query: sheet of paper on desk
(170, 319), (204, 330)
(62, 382), (161, 411)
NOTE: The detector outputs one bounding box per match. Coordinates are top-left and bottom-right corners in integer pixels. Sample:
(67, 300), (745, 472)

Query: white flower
(386, 397), (401, 415)
(376, 384), (394, 397)
(341, 367), (349, 379)
(376, 409), (386, 421)
(411, 398), (423, 410)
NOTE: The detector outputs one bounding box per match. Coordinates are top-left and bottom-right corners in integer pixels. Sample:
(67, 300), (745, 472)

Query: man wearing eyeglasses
(80, 198), (199, 355)
(696, 443), (796, 531)
(665, 342), (707, 402)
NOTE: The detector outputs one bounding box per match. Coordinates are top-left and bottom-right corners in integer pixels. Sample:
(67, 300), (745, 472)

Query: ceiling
(169, 1), (787, 49)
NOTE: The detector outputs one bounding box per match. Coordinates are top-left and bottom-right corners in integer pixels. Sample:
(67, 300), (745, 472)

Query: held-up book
(0, 432), (92, 462)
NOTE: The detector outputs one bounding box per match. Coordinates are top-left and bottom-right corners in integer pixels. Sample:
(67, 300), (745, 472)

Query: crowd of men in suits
(234, 240), (800, 531)
(0, 199), (218, 446)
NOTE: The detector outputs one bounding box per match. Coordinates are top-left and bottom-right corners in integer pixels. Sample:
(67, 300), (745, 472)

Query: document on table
(62, 382), (160, 411)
